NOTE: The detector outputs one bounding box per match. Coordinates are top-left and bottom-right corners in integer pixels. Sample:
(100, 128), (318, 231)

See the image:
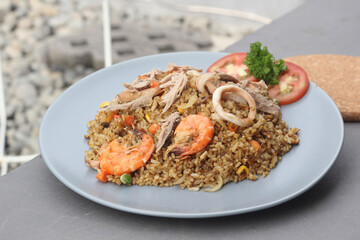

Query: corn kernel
(177, 107), (185, 114)
(100, 101), (110, 108)
(145, 113), (151, 122)
(236, 165), (249, 180)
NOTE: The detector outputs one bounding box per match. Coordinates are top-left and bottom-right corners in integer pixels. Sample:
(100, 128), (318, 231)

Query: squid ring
(212, 85), (257, 127)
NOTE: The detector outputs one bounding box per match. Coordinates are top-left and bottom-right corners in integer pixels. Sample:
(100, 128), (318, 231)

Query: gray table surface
(1, 0), (359, 239)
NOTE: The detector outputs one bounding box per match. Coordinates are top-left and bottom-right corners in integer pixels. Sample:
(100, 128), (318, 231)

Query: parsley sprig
(243, 42), (287, 85)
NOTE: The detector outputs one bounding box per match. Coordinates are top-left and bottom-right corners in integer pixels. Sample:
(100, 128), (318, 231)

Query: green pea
(120, 174), (132, 184)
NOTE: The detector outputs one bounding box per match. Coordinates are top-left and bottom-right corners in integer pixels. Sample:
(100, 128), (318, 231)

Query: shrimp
(96, 130), (155, 183)
(169, 114), (214, 156)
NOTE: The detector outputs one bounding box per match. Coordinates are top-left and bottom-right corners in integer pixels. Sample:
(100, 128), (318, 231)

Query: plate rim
(39, 51), (344, 218)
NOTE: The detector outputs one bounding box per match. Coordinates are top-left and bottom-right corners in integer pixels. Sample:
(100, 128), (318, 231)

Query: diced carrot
(249, 140), (261, 152)
(137, 75), (148, 80)
(150, 80), (159, 88)
(149, 123), (160, 135)
(125, 115), (134, 127)
(105, 112), (117, 122)
(228, 123), (239, 132)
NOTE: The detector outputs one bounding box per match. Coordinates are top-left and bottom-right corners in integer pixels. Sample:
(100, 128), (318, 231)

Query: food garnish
(207, 52), (258, 81)
(243, 41), (287, 85)
(207, 42), (309, 105)
(268, 61), (309, 105)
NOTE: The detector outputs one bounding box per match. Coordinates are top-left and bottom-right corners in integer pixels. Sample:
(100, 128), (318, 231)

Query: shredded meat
(235, 80), (280, 117)
(239, 80), (268, 95)
(123, 80), (151, 92)
(124, 68), (163, 92)
(196, 73), (220, 94)
(164, 63), (202, 73)
(134, 68), (163, 84)
(245, 87), (280, 117)
(156, 112), (180, 152)
(160, 73), (188, 113)
(217, 72), (241, 83)
(100, 87), (159, 112)
(159, 73), (176, 85)
(118, 87), (160, 103)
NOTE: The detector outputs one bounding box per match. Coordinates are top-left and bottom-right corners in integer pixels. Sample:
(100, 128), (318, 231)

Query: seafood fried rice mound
(84, 64), (300, 192)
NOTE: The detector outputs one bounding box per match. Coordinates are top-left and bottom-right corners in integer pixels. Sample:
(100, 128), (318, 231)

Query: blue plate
(39, 52), (344, 218)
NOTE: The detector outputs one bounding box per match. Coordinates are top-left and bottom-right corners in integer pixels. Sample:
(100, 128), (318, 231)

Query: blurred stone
(42, 5), (60, 17)
(10, 60), (30, 77)
(0, 34), (5, 48)
(21, 147), (33, 155)
(67, 13), (83, 30)
(14, 108), (26, 126)
(74, 64), (85, 75)
(51, 71), (64, 88)
(15, 28), (34, 41)
(64, 68), (76, 85)
(82, 9), (99, 22)
(49, 14), (68, 29)
(0, 0), (11, 22)
(1, 14), (17, 32)
(4, 42), (22, 59)
(25, 108), (39, 123)
(77, 0), (100, 10)
(29, 0), (59, 17)
(29, 0), (42, 11)
(6, 104), (16, 118)
(38, 87), (54, 106)
(17, 17), (33, 29)
(43, 0), (60, 4)
(47, 35), (92, 69)
(33, 43), (48, 63)
(33, 16), (46, 28)
(34, 24), (52, 40)
(26, 72), (46, 88)
(14, 81), (37, 104)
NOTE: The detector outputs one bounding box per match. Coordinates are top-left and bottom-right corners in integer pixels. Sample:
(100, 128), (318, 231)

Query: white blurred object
(103, 0), (112, 67)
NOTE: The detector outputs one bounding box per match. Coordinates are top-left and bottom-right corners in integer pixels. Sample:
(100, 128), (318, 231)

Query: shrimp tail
(96, 169), (109, 183)
(169, 146), (192, 156)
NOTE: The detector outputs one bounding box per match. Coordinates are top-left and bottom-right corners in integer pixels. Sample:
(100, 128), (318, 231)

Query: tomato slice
(268, 61), (309, 105)
(207, 53), (258, 81)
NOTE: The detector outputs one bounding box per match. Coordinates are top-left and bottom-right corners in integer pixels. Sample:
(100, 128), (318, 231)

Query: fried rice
(84, 64), (299, 192)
